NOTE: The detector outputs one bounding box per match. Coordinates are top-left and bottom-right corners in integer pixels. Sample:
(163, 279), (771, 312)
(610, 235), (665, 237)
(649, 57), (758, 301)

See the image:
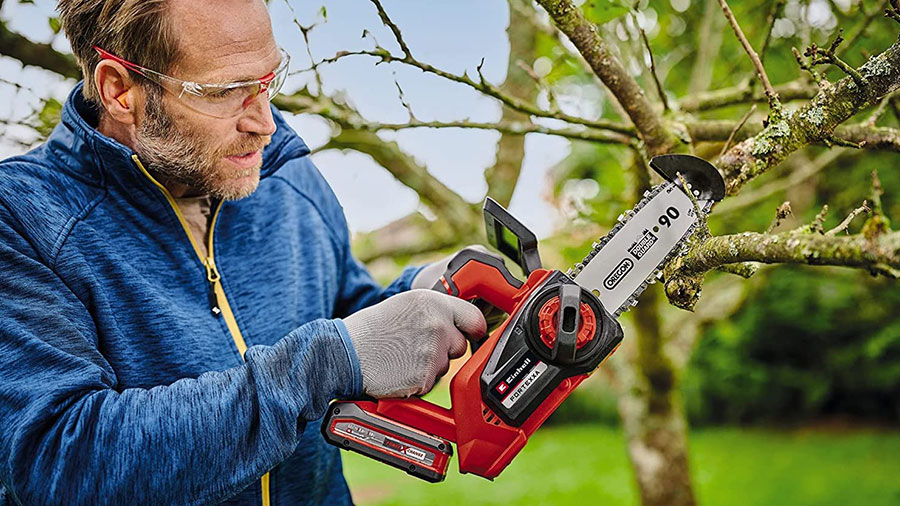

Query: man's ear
(94, 60), (141, 125)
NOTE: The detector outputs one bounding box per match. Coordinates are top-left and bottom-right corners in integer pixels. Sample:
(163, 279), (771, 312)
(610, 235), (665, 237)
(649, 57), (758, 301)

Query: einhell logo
(603, 258), (634, 290)
(496, 382), (509, 394)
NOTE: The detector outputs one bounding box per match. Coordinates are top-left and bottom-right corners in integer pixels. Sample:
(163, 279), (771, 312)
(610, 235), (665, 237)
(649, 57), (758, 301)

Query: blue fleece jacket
(0, 83), (419, 505)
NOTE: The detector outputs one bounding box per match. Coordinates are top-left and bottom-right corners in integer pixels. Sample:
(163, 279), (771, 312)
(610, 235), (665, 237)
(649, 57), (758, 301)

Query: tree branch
(368, 0), (413, 59)
(718, 39), (900, 195)
(535, 0), (677, 156)
(352, 212), (462, 263)
(299, 49), (635, 135)
(632, 8), (669, 112)
(674, 229), (900, 278)
(322, 127), (480, 235)
(826, 201), (870, 236)
(0, 21), (79, 79)
(718, 104), (756, 158)
(688, 119), (900, 152)
(800, 29), (868, 89)
(679, 78), (818, 112)
(273, 91), (635, 145)
(717, 0), (780, 115)
(484, 0), (538, 207)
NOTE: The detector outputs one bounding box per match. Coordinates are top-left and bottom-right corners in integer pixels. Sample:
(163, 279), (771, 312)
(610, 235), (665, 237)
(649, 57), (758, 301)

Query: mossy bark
(720, 40), (900, 195)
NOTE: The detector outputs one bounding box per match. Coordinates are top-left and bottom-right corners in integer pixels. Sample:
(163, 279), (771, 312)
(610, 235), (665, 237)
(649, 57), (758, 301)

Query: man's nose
(237, 94), (277, 136)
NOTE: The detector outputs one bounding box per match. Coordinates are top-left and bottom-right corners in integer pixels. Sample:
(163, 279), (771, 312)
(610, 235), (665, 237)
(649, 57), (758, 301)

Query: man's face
(133, 0), (280, 200)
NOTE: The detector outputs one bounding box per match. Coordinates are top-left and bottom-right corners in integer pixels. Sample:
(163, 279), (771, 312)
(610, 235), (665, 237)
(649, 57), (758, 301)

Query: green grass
(342, 424), (900, 505)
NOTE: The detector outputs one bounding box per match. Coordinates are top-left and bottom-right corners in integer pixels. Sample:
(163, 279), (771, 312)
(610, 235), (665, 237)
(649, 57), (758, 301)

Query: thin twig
(718, 104), (757, 158)
(632, 8), (669, 112)
(810, 205), (830, 234)
(826, 201), (870, 235)
(802, 30), (868, 88)
(760, 0), (786, 64)
(283, 0), (324, 93)
(717, 0), (781, 115)
(274, 91), (635, 145)
(368, 0), (413, 59)
(292, 49), (636, 135)
(392, 73), (416, 120)
(792, 47), (825, 85)
(826, 134), (865, 149)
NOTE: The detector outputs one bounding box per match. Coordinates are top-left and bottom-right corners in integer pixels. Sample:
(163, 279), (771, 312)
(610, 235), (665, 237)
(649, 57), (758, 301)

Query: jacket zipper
(131, 155), (271, 506)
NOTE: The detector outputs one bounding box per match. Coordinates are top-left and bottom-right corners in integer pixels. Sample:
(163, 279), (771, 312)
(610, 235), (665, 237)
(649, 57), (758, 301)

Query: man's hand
(343, 289), (487, 398)
(411, 245), (502, 290)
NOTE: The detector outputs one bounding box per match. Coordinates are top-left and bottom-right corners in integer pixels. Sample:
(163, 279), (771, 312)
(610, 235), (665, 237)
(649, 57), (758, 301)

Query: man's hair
(57, 0), (177, 105)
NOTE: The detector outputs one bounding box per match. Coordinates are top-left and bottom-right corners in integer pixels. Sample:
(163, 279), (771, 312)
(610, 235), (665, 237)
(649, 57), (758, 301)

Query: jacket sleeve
(302, 160), (423, 319)
(333, 252), (422, 319)
(0, 213), (362, 505)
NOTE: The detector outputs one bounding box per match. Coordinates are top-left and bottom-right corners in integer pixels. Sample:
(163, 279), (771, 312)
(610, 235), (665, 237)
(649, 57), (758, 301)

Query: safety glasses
(93, 46), (290, 119)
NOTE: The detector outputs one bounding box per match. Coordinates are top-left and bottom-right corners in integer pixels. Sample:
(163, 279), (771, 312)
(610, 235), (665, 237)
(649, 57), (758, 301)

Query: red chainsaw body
(323, 257), (620, 480)
(376, 267), (592, 479)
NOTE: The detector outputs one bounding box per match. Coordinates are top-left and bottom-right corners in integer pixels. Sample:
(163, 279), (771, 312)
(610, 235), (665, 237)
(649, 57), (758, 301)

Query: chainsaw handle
(432, 248), (523, 314)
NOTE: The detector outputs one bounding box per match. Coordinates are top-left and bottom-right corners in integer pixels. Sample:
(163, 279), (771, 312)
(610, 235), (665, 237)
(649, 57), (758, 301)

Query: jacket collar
(50, 81), (311, 193)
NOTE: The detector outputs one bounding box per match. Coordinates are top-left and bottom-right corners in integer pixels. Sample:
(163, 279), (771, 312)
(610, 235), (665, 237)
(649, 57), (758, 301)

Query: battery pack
(321, 401), (453, 483)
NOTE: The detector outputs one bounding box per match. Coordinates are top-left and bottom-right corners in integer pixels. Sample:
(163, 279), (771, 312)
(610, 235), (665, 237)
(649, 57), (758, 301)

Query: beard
(134, 90), (271, 201)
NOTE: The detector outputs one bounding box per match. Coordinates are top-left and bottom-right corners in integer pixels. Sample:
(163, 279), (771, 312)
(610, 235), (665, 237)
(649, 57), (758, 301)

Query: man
(0, 0), (488, 504)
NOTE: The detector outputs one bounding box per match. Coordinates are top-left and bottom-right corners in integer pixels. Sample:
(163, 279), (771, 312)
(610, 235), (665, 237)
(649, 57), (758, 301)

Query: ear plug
(116, 93), (129, 108)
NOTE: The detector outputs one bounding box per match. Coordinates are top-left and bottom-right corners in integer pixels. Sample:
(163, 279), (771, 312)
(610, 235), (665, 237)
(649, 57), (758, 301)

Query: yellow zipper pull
(205, 258), (223, 317)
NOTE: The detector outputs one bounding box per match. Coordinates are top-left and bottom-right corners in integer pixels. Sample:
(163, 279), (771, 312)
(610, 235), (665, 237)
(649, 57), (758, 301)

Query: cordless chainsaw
(321, 154), (725, 482)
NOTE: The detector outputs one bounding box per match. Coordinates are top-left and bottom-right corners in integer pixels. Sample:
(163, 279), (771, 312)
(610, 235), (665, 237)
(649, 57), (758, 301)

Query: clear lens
(160, 49), (290, 119)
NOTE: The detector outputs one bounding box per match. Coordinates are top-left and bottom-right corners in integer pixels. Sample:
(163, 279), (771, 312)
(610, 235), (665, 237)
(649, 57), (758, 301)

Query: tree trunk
(618, 284), (696, 506)
(484, 0), (539, 206)
(614, 160), (696, 506)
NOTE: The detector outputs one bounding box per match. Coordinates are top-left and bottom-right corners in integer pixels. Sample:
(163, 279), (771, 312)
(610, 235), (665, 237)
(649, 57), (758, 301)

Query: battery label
(501, 361), (548, 409)
(333, 421), (435, 465)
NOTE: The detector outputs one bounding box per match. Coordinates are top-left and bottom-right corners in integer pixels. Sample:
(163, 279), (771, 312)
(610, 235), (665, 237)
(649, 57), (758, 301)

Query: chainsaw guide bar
(569, 180), (715, 317)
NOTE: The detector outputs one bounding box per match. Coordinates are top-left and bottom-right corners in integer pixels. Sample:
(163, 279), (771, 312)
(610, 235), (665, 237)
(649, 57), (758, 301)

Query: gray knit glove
(343, 289), (487, 398)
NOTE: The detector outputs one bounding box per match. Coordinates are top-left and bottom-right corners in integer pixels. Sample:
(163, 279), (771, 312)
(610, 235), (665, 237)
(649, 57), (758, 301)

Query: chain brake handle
(482, 197), (542, 276)
(431, 197), (543, 347)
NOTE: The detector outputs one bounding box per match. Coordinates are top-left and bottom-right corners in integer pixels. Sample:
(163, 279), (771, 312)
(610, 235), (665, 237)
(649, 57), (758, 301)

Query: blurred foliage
(32, 97), (62, 139)
(684, 266), (900, 424)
